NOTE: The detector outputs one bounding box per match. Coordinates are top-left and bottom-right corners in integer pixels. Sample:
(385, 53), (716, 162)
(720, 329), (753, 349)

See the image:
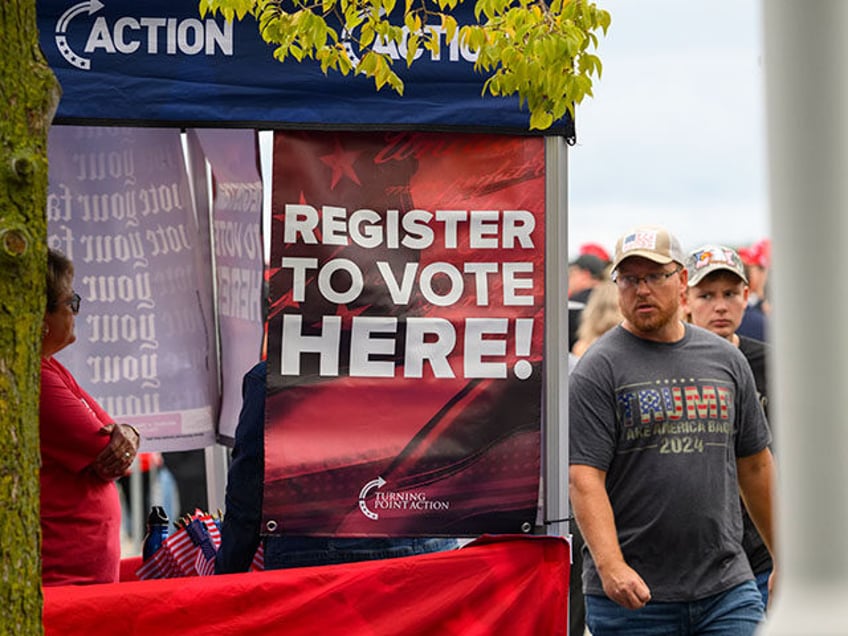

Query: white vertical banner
(46, 126), (217, 451)
(191, 129), (265, 441)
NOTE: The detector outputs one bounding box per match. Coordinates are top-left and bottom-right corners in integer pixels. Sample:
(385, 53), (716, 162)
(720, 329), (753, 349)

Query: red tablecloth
(43, 535), (569, 635)
(119, 555), (142, 582)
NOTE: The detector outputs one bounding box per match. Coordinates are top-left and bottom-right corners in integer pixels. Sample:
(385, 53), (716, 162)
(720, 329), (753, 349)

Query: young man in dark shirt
(684, 244), (773, 608)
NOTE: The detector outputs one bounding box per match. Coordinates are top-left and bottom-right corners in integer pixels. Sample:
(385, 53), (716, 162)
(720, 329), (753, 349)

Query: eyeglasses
(65, 292), (81, 314)
(614, 266), (682, 291)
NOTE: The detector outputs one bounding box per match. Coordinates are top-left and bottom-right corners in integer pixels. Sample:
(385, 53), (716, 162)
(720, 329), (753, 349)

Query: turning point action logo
(358, 477), (450, 521)
(54, 0), (233, 71)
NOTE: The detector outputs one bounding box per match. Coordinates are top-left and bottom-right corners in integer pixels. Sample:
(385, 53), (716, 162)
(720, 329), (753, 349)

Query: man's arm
(737, 447), (777, 565)
(216, 364), (266, 574)
(737, 447), (776, 555)
(569, 464), (652, 609)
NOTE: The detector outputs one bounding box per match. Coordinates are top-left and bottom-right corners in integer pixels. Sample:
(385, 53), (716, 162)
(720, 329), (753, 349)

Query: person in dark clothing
(737, 239), (771, 341)
(684, 244), (773, 608)
(567, 252), (608, 351)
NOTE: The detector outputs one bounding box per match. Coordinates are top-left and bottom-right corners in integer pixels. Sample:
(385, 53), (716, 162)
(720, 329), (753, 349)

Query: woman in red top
(40, 249), (141, 585)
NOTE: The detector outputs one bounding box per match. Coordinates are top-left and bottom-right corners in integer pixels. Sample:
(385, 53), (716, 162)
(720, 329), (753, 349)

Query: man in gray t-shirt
(569, 225), (776, 635)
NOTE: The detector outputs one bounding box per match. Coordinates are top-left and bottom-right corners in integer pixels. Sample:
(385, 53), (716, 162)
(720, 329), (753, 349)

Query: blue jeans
(585, 580), (765, 635)
(755, 569), (771, 610)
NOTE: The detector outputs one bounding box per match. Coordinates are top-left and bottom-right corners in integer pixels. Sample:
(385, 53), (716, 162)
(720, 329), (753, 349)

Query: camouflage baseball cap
(685, 245), (749, 287)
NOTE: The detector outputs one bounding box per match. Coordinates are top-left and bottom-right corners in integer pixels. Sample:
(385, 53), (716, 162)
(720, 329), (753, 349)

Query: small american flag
(250, 544), (265, 572)
(622, 231), (657, 252)
(195, 547), (217, 577)
(136, 510), (224, 579)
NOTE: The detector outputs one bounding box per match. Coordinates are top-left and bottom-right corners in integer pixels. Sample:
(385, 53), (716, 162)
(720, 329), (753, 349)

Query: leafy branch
(199, 0), (610, 130)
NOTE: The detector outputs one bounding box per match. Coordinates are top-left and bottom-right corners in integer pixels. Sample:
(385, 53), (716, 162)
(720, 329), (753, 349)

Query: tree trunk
(0, 2), (60, 633)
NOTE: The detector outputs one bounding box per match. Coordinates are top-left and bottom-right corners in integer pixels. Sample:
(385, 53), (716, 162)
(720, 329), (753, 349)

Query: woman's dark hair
(46, 248), (74, 312)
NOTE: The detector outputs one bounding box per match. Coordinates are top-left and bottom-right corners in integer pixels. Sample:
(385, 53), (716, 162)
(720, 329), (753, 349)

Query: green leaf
(206, 0), (612, 130)
(404, 11), (416, 32)
(406, 34), (420, 66)
(358, 51), (379, 76)
(272, 44), (289, 61)
(442, 14), (458, 43)
(389, 73), (405, 95)
(529, 109), (553, 130)
(361, 23), (376, 47)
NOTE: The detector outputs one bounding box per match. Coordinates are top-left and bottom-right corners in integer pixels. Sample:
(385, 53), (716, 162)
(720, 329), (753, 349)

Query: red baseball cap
(578, 242), (610, 263)
(738, 238), (771, 268)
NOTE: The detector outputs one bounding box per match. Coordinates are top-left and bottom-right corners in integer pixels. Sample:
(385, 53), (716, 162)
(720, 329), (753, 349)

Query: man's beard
(623, 300), (679, 335)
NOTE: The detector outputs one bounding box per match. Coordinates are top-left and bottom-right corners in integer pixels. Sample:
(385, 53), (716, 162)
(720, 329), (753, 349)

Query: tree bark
(0, 2), (60, 633)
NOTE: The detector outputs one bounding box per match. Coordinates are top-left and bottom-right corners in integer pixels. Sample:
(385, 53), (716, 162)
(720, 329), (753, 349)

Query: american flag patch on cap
(622, 231), (658, 253)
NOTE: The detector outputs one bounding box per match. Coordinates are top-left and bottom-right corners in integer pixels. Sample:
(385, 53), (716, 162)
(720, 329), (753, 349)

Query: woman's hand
(92, 423), (141, 481)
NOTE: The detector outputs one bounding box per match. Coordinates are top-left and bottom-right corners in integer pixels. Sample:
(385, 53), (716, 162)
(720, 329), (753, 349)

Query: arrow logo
(358, 476), (386, 521)
(55, 0), (105, 70)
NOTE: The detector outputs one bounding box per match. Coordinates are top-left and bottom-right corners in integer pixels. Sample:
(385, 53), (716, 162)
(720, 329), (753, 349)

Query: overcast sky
(568, 0), (770, 258)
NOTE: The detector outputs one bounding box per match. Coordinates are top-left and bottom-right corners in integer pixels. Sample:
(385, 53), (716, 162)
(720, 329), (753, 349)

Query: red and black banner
(265, 131), (545, 536)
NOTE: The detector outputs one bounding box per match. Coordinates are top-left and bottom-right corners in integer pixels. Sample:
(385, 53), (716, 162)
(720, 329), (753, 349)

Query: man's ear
(678, 267), (689, 304)
(680, 290), (692, 318)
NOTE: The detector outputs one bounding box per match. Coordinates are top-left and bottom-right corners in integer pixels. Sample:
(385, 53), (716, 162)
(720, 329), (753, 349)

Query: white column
(761, 1), (848, 633)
